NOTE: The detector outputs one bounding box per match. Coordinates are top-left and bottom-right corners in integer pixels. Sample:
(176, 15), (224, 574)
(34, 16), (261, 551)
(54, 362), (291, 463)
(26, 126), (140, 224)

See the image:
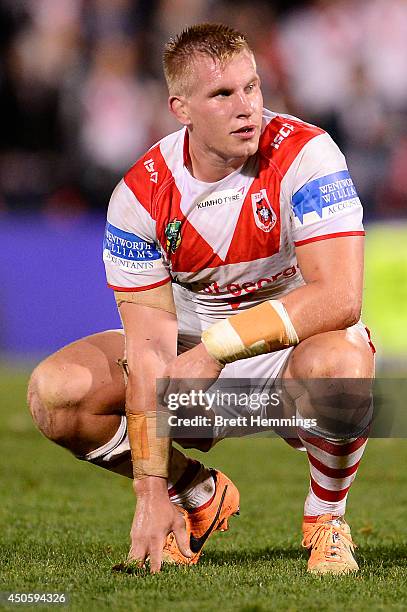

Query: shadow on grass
(202, 543), (407, 569)
(108, 548), (303, 577)
(358, 544), (407, 566)
(202, 546), (303, 565)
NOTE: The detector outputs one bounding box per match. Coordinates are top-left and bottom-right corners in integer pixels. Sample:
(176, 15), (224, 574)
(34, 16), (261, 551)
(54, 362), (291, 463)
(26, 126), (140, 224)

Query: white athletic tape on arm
(272, 300), (299, 345)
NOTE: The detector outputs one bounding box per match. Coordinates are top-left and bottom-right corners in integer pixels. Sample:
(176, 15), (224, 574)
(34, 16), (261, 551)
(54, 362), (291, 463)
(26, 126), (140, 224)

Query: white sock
(168, 452), (215, 510)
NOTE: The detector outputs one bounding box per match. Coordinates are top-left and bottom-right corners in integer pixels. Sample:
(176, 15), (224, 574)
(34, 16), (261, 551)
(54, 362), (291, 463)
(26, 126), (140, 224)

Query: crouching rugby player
(28, 23), (375, 574)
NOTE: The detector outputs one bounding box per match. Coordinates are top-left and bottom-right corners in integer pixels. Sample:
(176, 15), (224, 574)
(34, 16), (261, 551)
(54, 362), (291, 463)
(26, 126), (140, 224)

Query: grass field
(363, 223), (407, 357)
(1, 369), (407, 612)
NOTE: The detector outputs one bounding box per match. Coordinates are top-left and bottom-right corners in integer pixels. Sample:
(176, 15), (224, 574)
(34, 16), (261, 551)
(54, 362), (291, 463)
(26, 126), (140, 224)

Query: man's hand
(128, 477), (192, 573)
(159, 342), (224, 403)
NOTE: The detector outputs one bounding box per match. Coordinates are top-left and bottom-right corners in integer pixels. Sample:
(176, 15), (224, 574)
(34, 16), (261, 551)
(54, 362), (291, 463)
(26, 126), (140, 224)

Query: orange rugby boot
(162, 469), (240, 565)
(302, 514), (359, 575)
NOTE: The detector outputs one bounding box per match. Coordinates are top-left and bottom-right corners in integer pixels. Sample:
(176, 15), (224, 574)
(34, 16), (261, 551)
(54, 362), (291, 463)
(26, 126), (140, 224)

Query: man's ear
(168, 96), (191, 126)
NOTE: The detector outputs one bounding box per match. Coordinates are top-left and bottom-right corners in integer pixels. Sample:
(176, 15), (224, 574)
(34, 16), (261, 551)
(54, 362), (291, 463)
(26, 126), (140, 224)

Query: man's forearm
(202, 280), (361, 365)
(126, 350), (173, 482)
(281, 279), (362, 342)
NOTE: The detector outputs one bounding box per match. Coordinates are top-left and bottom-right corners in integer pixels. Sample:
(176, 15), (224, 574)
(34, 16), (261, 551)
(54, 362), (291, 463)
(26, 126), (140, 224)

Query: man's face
(178, 50), (263, 163)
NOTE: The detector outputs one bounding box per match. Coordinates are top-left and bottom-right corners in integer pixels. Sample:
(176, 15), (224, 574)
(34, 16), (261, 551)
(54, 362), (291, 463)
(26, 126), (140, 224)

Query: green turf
(363, 224), (407, 356)
(1, 369), (407, 612)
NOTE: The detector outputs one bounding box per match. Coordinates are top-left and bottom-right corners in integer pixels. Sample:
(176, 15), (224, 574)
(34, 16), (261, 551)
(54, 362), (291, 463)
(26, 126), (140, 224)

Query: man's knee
(287, 330), (374, 379)
(283, 330), (374, 437)
(27, 358), (90, 444)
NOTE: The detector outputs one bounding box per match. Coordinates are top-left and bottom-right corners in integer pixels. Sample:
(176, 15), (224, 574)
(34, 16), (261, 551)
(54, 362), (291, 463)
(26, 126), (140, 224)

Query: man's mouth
(231, 125), (257, 139)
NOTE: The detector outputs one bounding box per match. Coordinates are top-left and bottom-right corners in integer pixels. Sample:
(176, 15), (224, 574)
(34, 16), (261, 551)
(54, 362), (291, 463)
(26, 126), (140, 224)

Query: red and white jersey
(103, 109), (364, 347)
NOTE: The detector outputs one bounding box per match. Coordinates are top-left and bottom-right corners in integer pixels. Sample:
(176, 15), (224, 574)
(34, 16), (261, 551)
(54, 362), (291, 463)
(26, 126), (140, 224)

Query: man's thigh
(35, 328), (127, 416)
(28, 329), (128, 455)
(280, 322), (375, 438)
(204, 321), (374, 440)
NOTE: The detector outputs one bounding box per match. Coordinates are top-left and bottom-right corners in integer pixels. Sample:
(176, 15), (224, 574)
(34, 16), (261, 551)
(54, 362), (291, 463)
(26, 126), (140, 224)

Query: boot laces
(302, 519), (355, 561)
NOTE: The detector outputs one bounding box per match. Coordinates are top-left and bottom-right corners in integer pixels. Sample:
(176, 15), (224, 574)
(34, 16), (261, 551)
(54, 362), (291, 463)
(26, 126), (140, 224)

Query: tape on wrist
(126, 411), (171, 479)
(201, 300), (299, 364)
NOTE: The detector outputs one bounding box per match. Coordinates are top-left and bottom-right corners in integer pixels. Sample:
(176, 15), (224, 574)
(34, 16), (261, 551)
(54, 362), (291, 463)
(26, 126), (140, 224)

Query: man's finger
(173, 519), (193, 559)
(127, 544), (147, 568)
(148, 536), (165, 573)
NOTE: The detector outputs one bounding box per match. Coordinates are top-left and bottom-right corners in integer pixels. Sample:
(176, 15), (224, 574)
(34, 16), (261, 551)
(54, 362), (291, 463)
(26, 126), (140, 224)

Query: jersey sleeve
(103, 179), (170, 291)
(286, 133), (364, 246)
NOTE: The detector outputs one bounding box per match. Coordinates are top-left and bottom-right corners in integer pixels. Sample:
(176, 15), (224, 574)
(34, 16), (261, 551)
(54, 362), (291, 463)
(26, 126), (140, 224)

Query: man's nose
(235, 92), (253, 116)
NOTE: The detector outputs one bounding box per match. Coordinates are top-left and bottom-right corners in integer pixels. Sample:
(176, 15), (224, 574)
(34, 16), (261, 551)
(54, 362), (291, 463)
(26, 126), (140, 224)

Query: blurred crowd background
(1, 0), (407, 220)
(0, 0), (406, 361)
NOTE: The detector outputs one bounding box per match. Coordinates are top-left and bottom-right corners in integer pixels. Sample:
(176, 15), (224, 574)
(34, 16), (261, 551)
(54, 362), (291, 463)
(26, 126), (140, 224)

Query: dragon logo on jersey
(165, 218), (182, 253)
(251, 189), (277, 232)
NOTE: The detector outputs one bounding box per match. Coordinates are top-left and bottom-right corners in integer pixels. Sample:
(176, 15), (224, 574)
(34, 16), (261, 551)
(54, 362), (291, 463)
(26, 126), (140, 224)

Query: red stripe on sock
(302, 514), (340, 523)
(284, 437), (304, 449)
(307, 452), (361, 478)
(299, 431), (367, 456)
(187, 489), (216, 514)
(167, 460), (201, 498)
(310, 476), (350, 502)
(303, 515), (319, 523)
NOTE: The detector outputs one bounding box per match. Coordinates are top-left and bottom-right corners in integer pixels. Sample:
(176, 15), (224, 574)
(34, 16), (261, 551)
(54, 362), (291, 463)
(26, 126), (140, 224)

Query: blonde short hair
(163, 23), (253, 96)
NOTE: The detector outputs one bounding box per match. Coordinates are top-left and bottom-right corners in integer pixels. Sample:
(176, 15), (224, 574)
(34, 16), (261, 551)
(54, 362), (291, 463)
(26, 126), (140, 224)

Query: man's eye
(215, 90), (231, 97)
